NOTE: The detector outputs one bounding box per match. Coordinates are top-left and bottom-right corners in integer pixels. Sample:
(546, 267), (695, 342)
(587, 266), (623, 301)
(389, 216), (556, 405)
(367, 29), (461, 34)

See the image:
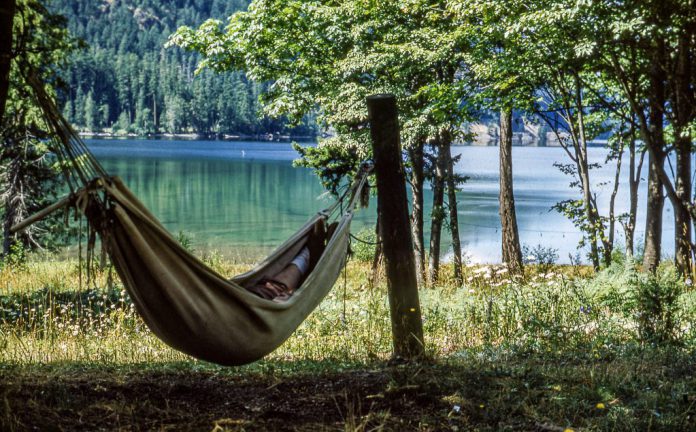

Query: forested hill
(51, 0), (316, 137)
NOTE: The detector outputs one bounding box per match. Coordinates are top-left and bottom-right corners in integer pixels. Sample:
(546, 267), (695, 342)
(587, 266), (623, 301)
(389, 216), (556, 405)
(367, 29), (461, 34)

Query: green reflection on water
(99, 157), (377, 258)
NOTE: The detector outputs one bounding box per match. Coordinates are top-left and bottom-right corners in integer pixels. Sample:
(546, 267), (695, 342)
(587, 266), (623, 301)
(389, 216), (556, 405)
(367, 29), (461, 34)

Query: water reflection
(88, 139), (669, 263)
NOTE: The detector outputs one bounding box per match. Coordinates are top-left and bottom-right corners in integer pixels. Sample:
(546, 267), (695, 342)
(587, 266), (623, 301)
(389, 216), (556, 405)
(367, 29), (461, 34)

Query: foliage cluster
(169, 0), (696, 276)
(0, 0), (77, 259)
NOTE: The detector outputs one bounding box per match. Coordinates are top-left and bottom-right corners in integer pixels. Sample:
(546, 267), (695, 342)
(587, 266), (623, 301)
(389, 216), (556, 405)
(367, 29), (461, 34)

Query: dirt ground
(0, 361), (531, 431)
(1, 356), (694, 431)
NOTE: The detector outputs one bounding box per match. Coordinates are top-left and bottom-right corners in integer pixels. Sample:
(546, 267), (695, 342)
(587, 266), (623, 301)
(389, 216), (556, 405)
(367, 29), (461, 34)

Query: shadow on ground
(1, 353), (694, 431)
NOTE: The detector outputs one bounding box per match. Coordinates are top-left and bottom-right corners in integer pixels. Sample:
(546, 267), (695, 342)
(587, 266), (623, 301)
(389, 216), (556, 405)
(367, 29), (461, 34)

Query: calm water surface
(86, 139), (672, 263)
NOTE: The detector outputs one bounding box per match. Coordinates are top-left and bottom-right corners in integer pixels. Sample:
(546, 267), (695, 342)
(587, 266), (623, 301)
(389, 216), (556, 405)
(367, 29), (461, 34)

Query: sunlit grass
(1, 253), (694, 365)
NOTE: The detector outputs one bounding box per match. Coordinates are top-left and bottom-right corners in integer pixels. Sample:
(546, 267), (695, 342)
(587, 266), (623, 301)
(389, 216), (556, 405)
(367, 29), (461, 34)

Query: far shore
(78, 131), (320, 142)
(78, 131), (609, 147)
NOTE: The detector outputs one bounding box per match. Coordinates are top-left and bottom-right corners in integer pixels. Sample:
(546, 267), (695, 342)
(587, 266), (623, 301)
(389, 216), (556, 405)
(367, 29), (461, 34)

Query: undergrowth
(0, 253), (694, 430)
(0, 254), (693, 364)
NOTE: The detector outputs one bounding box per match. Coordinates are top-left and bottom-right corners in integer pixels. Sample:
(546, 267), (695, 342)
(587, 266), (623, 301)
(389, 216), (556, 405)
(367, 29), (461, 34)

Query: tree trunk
(498, 107), (523, 273)
(642, 42), (667, 273)
(428, 132), (447, 285)
(407, 140), (426, 286)
(643, 150), (665, 272)
(2, 211), (14, 257)
(674, 135), (692, 275)
(2, 148), (19, 257)
(604, 140), (624, 267)
(367, 94), (424, 360)
(624, 131), (644, 259)
(443, 130), (463, 284)
(0, 0), (16, 123)
(572, 76), (602, 270)
(672, 32), (693, 276)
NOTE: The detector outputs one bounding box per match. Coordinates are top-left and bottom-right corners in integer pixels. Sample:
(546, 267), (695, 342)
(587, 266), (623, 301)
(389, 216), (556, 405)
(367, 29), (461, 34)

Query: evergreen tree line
(52, 0), (316, 137)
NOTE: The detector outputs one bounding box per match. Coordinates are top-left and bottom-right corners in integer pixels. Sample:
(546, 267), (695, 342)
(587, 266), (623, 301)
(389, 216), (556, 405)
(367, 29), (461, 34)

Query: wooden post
(367, 94), (424, 360)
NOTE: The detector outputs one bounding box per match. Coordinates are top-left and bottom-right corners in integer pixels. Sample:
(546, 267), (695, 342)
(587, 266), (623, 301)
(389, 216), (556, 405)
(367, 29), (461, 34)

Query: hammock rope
(13, 66), (373, 366)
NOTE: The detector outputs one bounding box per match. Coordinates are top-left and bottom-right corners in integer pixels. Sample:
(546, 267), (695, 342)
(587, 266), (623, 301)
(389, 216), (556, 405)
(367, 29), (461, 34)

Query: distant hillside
(52, 0), (316, 137)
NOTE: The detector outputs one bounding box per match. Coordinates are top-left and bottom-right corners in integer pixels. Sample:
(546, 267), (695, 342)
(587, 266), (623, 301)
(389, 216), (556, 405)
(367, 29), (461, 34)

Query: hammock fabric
(15, 69), (369, 366)
(82, 177), (358, 365)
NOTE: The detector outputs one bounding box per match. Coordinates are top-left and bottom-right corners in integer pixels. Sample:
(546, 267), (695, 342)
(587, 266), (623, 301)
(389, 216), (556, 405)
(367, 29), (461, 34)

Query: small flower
(596, 402), (606, 409)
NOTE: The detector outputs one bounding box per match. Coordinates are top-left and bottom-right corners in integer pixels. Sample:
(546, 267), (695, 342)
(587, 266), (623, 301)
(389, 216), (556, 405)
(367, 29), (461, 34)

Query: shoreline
(77, 131), (609, 147)
(78, 131), (321, 142)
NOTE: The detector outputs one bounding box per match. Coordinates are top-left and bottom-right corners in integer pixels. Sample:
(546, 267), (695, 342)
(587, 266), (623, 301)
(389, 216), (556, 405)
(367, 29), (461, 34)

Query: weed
(522, 244), (559, 275)
(351, 227), (377, 263)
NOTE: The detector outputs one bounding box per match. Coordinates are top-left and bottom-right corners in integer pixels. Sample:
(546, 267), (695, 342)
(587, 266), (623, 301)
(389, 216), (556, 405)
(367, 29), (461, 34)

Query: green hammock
(14, 71), (369, 366)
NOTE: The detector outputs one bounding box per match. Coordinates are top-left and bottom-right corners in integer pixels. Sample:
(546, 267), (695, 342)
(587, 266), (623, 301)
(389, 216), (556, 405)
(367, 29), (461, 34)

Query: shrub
(632, 265), (683, 345)
(522, 244), (558, 275)
(351, 226), (377, 262)
(586, 261), (685, 345)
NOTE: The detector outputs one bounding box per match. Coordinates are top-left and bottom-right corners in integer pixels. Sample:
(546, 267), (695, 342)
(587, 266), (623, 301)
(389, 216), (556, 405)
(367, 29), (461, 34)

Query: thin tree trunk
(498, 107), (523, 273)
(2, 213), (13, 257)
(407, 140), (426, 286)
(572, 75), (601, 270)
(604, 140), (624, 267)
(643, 150), (665, 272)
(2, 149), (19, 257)
(672, 32), (693, 276)
(624, 129), (644, 259)
(443, 130), (463, 284)
(428, 132), (446, 285)
(674, 135), (692, 275)
(0, 0), (16, 123)
(642, 43), (667, 273)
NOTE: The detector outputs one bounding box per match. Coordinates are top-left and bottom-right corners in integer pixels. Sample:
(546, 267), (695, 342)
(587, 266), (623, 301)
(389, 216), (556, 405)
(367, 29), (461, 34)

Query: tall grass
(0, 254), (694, 365)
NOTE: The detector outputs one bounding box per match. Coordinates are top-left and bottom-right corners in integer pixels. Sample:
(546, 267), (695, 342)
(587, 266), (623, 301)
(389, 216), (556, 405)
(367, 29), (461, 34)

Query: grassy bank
(1, 255), (694, 430)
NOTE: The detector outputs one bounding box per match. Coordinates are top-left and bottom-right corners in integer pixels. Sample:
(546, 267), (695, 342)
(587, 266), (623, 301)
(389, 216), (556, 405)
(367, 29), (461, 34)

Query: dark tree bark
(407, 140), (426, 286)
(642, 42), (668, 273)
(367, 94), (424, 360)
(671, 32), (693, 275)
(674, 135), (692, 275)
(428, 132), (447, 285)
(0, 0), (16, 123)
(443, 130), (463, 284)
(498, 107), (523, 273)
(643, 150), (665, 272)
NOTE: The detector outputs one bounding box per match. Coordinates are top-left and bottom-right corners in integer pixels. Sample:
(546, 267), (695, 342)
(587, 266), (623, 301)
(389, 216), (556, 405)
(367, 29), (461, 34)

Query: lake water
(86, 139), (675, 264)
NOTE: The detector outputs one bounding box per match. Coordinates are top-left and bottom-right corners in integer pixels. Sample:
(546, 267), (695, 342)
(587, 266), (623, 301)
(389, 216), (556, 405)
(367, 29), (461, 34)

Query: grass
(0, 253), (695, 430)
